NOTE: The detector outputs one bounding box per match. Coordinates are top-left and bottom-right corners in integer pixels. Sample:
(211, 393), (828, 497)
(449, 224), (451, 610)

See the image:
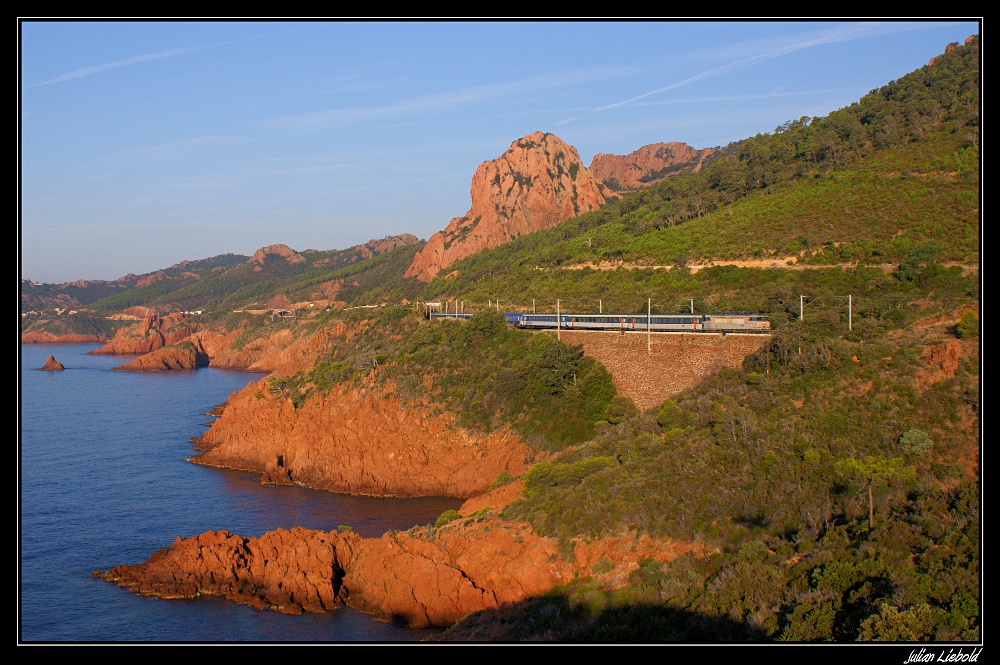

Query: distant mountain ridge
(20, 235), (421, 314)
(20, 253), (248, 311)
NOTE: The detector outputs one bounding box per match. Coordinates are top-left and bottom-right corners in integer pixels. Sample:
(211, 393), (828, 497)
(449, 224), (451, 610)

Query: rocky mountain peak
(405, 131), (606, 282)
(247, 244), (306, 266)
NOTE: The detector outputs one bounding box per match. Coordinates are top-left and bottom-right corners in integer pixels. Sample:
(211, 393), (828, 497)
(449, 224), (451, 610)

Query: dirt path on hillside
(560, 258), (978, 275)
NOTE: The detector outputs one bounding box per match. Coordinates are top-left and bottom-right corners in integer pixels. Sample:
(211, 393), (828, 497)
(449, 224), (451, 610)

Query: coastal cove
(19, 343), (459, 642)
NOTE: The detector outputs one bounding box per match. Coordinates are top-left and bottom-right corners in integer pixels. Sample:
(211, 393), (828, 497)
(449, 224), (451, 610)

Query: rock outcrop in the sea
(89, 317), (333, 374)
(193, 372), (534, 498)
(405, 131), (607, 282)
(96, 528), (345, 614)
(35, 355), (65, 371)
(95, 517), (701, 626)
(589, 142), (716, 190)
(113, 338), (210, 372)
(88, 312), (198, 356)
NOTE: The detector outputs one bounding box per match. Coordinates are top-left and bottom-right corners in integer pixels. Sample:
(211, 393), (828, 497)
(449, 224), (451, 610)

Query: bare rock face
(36, 355), (65, 371)
(358, 234), (419, 259)
(192, 374), (533, 499)
(88, 312), (197, 356)
(95, 528), (346, 614)
(246, 244), (305, 266)
(102, 322), (336, 374)
(342, 520), (567, 626)
(589, 142), (716, 190)
(95, 517), (703, 627)
(112, 337), (210, 372)
(205, 328), (306, 373)
(457, 480), (526, 516)
(208, 324), (340, 375)
(405, 131), (607, 282)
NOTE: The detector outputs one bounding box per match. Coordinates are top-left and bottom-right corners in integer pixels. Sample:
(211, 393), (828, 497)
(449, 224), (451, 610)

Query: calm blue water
(19, 344), (462, 643)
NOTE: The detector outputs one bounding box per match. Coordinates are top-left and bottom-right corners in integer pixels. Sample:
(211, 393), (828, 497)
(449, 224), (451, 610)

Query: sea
(19, 343), (463, 643)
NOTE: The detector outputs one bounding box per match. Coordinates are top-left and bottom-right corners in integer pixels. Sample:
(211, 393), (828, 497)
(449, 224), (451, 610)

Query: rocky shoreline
(94, 481), (702, 627)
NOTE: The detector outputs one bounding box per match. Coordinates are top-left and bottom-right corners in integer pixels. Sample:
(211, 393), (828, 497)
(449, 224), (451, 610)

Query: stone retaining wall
(556, 330), (768, 411)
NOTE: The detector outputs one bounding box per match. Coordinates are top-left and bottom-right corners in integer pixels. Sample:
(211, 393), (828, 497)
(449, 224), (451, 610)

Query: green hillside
(435, 37), (980, 642)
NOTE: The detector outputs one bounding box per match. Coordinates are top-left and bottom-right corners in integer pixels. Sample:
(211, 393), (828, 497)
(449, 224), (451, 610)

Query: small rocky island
(35, 355), (65, 371)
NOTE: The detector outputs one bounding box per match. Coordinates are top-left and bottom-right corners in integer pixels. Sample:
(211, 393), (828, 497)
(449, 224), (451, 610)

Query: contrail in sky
(596, 23), (884, 111)
(27, 45), (206, 87)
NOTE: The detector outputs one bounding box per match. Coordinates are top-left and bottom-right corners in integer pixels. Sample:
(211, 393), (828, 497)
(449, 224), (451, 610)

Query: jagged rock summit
(929, 34), (978, 66)
(359, 233), (418, 257)
(589, 142), (716, 190)
(246, 244), (306, 267)
(405, 131), (607, 282)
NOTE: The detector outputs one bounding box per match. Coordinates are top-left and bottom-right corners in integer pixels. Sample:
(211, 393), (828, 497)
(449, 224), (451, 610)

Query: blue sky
(20, 20), (980, 284)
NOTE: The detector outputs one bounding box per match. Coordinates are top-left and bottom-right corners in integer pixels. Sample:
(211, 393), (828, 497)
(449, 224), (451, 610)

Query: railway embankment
(555, 330), (768, 411)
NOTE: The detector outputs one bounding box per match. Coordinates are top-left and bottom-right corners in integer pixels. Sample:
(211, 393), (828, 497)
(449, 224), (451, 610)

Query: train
(427, 310), (771, 334)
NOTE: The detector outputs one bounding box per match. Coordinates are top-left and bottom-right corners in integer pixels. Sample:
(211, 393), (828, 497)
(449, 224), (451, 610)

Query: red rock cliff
(589, 142), (716, 190)
(193, 373), (533, 499)
(88, 312), (197, 355)
(112, 336), (211, 372)
(405, 131), (607, 282)
(96, 517), (701, 626)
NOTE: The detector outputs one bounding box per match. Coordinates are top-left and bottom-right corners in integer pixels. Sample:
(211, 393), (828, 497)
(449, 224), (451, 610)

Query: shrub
(899, 429), (933, 456)
(435, 509), (461, 528)
(606, 395), (640, 424)
(656, 399), (683, 429)
(956, 310), (979, 339)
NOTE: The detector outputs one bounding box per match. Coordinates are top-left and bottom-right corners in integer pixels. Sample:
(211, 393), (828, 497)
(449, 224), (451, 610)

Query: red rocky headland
(95, 485), (702, 627)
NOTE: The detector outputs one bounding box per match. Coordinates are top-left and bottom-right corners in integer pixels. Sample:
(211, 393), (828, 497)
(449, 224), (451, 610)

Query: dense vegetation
(506, 276), (977, 539)
(431, 38), (980, 642)
(432, 259), (978, 641)
(266, 310), (616, 451)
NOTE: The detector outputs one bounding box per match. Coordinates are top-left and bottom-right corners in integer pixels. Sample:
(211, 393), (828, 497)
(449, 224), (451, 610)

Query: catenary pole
(557, 299), (561, 341)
